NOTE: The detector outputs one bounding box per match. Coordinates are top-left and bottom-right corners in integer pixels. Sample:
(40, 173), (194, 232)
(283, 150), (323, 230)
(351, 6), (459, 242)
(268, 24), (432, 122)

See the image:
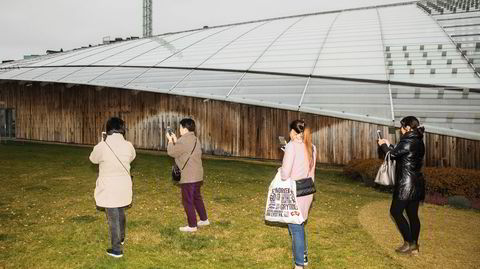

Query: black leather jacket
(381, 131), (426, 201)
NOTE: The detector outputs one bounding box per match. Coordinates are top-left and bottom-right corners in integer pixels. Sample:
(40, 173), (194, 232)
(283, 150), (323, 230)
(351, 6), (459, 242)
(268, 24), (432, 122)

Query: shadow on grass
(0, 211), (24, 221)
(215, 220), (231, 228)
(180, 234), (214, 251)
(0, 233), (15, 241)
(264, 221), (288, 228)
(25, 185), (50, 192)
(70, 215), (98, 223)
(213, 196), (236, 204)
(157, 225), (215, 251)
(129, 220), (153, 228)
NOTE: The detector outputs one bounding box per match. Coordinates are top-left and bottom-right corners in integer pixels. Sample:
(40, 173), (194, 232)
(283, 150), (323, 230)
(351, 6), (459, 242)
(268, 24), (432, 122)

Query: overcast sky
(0, 0), (413, 61)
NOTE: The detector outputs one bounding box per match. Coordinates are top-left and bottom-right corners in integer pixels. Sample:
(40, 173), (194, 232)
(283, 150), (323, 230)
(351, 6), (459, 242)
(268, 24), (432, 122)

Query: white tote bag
(265, 171), (305, 224)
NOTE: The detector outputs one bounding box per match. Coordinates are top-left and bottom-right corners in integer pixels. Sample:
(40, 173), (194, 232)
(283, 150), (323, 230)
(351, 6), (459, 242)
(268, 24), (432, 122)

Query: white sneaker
(197, 219), (210, 226)
(179, 226), (197, 232)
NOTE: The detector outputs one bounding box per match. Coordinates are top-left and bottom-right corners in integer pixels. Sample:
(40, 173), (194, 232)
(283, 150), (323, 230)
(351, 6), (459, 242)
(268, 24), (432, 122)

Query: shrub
(424, 167), (480, 199)
(343, 159), (366, 181)
(344, 158), (383, 182)
(344, 159), (480, 200)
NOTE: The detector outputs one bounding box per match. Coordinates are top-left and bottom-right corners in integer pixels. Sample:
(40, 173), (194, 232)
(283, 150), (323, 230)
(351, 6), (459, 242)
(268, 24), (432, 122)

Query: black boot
(395, 241), (411, 254)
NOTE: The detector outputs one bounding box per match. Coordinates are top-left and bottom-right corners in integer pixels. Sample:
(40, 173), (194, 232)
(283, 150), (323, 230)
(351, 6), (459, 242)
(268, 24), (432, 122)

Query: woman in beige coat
(89, 117), (136, 258)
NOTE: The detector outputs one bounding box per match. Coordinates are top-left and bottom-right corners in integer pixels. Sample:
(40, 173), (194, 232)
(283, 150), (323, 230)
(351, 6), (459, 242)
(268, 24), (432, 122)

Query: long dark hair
(290, 119), (314, 170)
(106, 117), (126, 136)
(400, 116), (425, 138)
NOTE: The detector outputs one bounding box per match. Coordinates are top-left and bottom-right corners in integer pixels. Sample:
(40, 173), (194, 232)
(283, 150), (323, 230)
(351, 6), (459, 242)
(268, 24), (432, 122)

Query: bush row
(343, 158), (480, 200)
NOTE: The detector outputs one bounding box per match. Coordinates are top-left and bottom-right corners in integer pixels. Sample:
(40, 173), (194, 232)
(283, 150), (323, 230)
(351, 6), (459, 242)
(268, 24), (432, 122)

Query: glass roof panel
(35, 67), (84, 82)
(200, 18), (299, 70)
(124, 28), (226, 67)
(92, 40), (165, 66)
(171, 70), (244, 98)
(92, 32), (191, 66)
(300, 78), (392, 122)
(125, 68), (191, 92)
(159, 23), (263, 68)
(0, 68), (33, 80)
(59, 67), (112, 84)
(312, 9), (386, 80)
(11, 67), (57, 81)
(391, 85), (480, 136)
(1, 53), (59, 68)
(251, 13), (338, 75)
(66, 39), (152, 66)
(40, 41), (140, 67)
(380, 4), (480, 87)
(90, 67), (148, 87)
(228, 73), (307, 109)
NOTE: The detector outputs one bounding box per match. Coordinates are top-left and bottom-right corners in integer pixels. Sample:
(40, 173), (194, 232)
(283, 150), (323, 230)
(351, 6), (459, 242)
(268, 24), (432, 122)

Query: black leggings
(390, 199), (421, 243)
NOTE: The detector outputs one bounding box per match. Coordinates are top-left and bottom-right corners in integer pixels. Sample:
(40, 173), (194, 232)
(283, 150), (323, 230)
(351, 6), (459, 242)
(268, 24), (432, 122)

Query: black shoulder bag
(296, 146), (316, 197)
(172, 139), (197, 182)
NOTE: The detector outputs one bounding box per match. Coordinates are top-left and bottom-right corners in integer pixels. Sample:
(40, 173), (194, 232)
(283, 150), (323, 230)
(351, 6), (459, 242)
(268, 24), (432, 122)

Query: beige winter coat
(167, 132), (203, 184)
(89, 133), (136, 208)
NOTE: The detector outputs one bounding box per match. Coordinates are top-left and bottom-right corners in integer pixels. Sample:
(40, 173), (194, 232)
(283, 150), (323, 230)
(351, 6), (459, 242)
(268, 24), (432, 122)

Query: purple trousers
(181, 181), (208, 227)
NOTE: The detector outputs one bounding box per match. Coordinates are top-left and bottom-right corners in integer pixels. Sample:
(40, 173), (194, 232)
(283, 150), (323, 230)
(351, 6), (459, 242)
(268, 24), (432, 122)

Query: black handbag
(296, 177), (316, 197)
(295, 145), (316, 197)
(172, 164), (181, 181)
(171, 139), (197, 182)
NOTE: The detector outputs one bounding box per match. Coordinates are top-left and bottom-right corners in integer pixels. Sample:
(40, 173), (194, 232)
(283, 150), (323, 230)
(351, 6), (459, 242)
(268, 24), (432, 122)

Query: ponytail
(416, 126), (425, 137)
(304, 127), (314, 170)
(290, 119), (314, 170)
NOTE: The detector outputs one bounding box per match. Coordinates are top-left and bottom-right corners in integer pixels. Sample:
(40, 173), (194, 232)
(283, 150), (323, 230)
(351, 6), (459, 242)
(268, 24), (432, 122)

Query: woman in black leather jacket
(378, 116), (426, 255)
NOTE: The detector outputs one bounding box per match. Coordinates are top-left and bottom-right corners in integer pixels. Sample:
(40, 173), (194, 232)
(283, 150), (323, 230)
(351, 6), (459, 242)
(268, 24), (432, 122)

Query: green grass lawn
(0, 142), (479, 269)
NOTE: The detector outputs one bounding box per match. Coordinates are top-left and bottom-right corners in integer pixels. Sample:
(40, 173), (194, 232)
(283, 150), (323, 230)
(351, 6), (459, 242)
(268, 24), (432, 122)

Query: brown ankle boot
(410, 242), (419, 255)
(395, 241), (411, 254)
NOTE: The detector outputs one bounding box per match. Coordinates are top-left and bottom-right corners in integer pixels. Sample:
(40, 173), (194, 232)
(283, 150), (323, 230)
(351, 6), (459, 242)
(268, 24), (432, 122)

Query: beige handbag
(375, 152), (395, 186)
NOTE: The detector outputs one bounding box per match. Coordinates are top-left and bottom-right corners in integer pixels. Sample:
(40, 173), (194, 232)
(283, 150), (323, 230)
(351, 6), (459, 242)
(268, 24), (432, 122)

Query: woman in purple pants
(166, 118), (209, 232)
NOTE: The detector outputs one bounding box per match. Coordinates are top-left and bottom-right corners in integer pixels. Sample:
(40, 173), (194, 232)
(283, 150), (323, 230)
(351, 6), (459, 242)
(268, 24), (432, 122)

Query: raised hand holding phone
(376, 130), (390, 146)
(278, 136), (287, 151)
(166, 126), (177, 143)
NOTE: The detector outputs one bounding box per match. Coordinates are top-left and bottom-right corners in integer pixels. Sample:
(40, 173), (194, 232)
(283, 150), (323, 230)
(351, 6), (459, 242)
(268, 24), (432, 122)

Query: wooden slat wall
(0, 82), (479, 169)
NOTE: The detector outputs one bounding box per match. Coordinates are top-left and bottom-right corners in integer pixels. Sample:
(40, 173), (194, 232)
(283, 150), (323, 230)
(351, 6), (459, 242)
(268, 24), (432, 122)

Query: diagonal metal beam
(227, 16), (305, 98)
(376, 8), (395, 123)
(298, 11), (341, 109)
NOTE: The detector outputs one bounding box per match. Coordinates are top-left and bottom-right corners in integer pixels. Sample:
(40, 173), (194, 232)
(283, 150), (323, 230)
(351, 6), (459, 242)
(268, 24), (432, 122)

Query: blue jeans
(288, 223), (307, 266)
(106, 207), (126, 252)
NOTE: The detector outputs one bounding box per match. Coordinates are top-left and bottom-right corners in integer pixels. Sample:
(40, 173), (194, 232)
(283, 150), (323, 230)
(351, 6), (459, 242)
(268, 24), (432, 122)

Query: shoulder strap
(181, 138), (197, 171)
(104, 140), (130, 176)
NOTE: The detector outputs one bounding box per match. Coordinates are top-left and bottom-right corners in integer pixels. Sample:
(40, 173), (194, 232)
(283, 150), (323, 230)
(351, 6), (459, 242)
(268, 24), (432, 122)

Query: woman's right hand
(377, 139), (389, 146)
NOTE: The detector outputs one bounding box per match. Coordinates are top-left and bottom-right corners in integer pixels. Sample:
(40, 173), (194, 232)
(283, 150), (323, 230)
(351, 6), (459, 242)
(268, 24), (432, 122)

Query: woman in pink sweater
(281, 119), (316, 269)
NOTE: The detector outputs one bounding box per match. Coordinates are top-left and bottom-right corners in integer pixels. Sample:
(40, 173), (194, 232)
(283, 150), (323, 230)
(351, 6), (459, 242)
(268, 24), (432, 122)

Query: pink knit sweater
(281, 139), (316, 219)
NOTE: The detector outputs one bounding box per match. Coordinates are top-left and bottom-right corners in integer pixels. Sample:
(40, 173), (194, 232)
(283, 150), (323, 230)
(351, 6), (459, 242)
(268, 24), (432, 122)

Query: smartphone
(278, 136), (287, 152)
(376, 130), (382, 140)
(101, 131), (107, 141)
(166, 126), (174, 136)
